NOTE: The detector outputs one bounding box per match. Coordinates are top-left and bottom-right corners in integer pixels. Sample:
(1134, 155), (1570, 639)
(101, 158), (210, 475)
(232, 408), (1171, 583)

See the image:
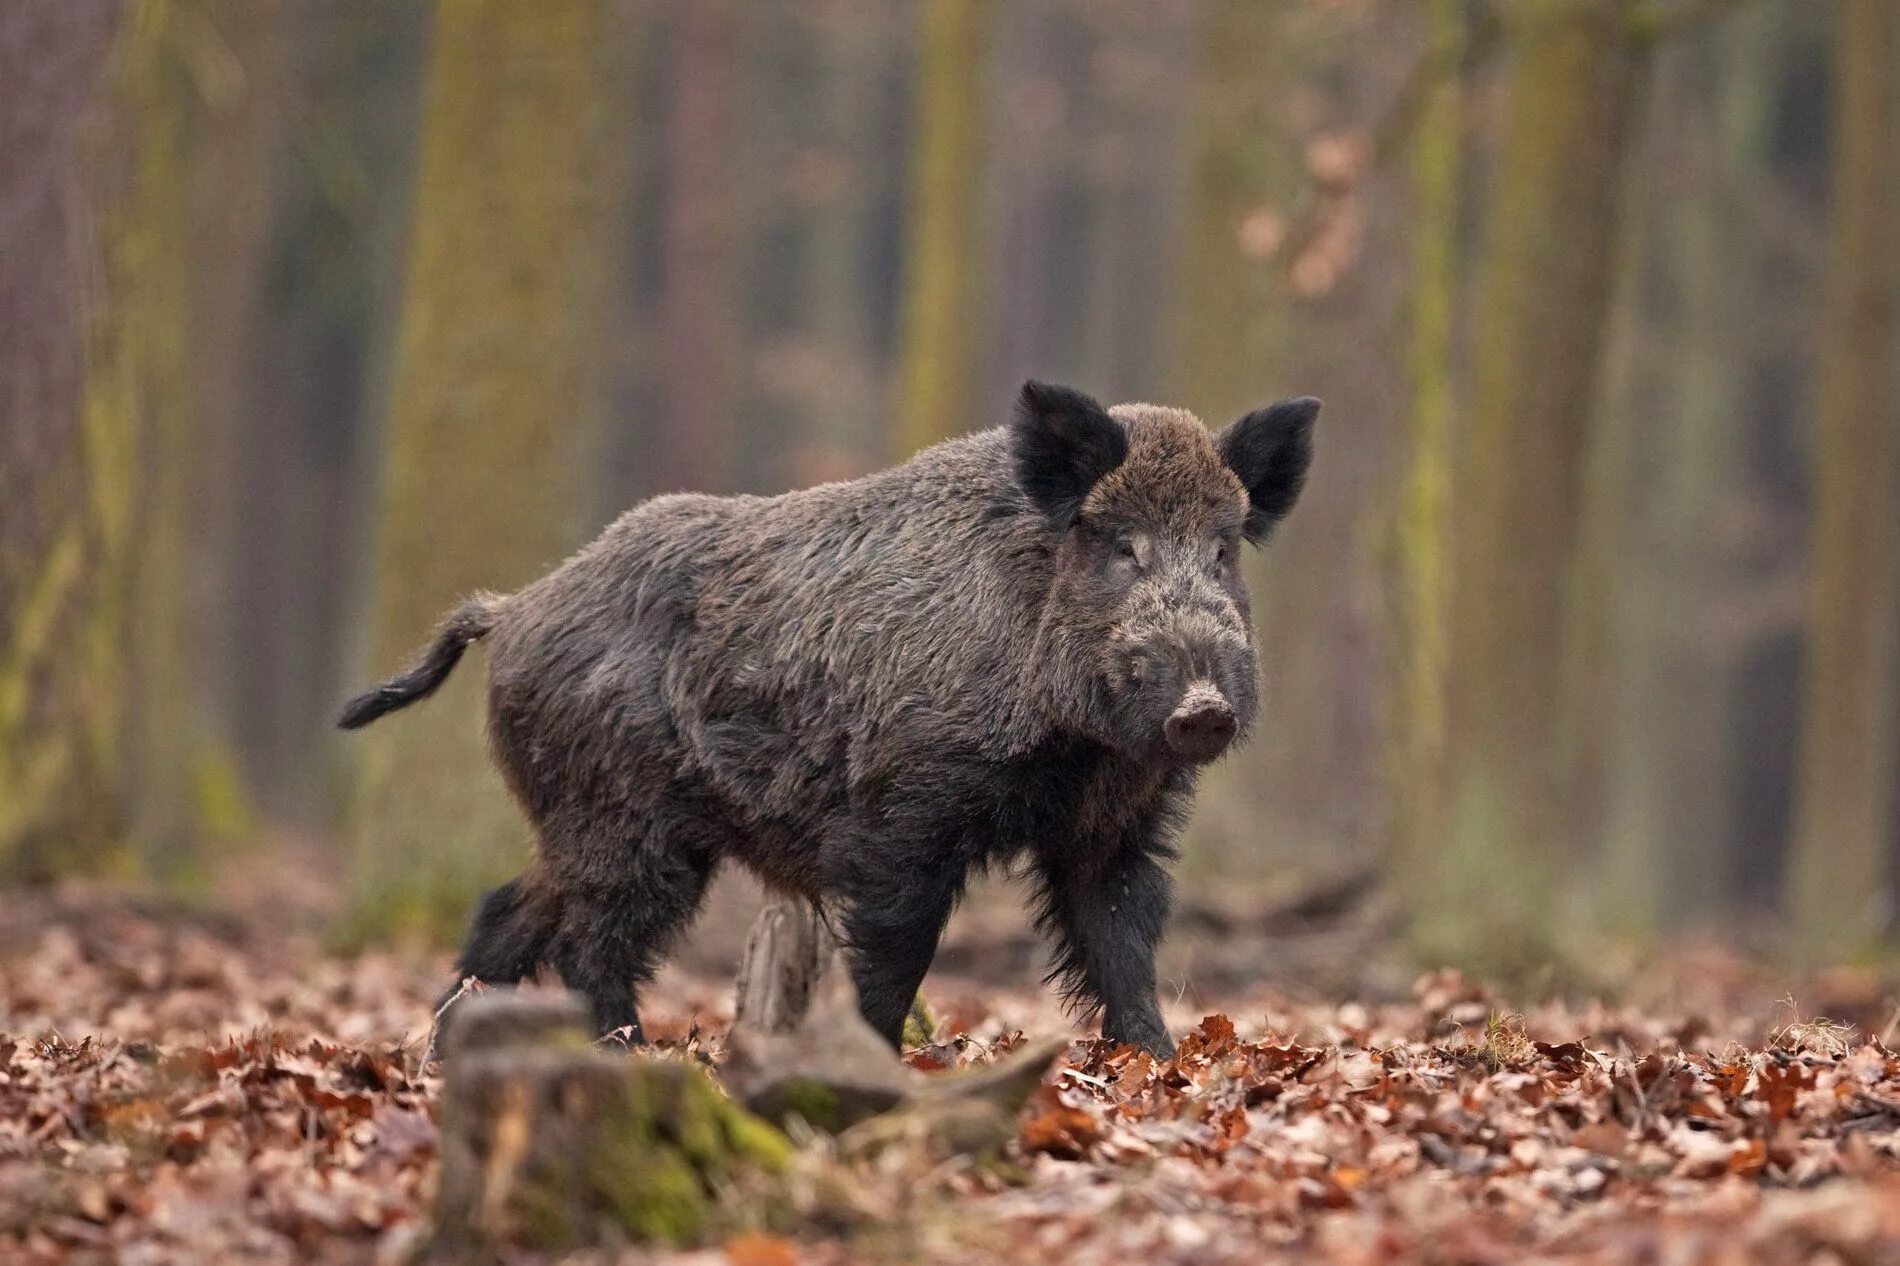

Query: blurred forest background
(4, 0), (1897, 982)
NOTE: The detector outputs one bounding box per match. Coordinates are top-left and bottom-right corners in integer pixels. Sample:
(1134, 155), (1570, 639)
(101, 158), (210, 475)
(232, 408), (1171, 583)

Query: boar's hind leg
(837, 864), (963, 1049)
(545, 843), (718, 1042)
(441, 875), (560, 1006)
(1034, 844), (1176, 1058)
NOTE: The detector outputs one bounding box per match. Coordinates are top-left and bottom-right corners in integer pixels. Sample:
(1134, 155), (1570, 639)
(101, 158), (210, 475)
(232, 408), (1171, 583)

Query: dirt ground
(6, 876), (1900, 1264)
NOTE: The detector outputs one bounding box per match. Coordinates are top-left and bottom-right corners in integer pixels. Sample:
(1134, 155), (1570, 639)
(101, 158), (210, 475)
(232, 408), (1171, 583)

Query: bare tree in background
(349, 0), (636, 941)
(895, 0), (993, 455)
(123, 0), (287, 882)
(655, 0), (741, 494)
(1170, 0), (1289, 425)
(1433, 0), (1647, 961)
(1391, 0), (1463, 916)
(795, 0), (901, 480)
(1789, 0), (1899, 953)
(1166, 0), (1299, 888)
(3, 0), (308, 884)
(0, 2), (124, 877)
(232, 2), (428, 827)
(1593, 14), (1776, 934)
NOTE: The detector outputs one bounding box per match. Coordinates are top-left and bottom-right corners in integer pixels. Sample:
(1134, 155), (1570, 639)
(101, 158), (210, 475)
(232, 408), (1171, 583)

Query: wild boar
(339, 381), (1317, 1056)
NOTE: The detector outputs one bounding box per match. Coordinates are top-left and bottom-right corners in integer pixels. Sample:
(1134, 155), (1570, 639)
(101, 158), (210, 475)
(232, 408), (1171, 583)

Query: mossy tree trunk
(124, 0), (285, 885)
(4, 0), (288, 884)
(1174, 5), (1400, 890)
(0, 2), (126, 878)
(1391, 0), (1464, 909)
(1167, 0), (1298, 887)
(895, 0), (993, 455)
(1430, 0), (1647, 964)
(349, 0), (634, 942)
(1789, 0), (1899, 954)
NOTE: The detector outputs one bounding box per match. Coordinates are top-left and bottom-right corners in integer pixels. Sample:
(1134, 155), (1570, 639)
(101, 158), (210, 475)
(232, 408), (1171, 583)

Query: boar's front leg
(835, 860), (963, 1048)
(1034, 842), (1175, 1058)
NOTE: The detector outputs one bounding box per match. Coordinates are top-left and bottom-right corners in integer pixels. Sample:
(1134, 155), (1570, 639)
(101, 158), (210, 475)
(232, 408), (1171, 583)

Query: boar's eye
(1114, 538), (1139, 561)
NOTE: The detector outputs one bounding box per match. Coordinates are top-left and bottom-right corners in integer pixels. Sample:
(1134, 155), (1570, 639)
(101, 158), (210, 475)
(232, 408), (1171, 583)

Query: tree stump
(727, 897), (1068, 1155)
(432, 991), (791, 1257)
(733, 896), (838, 1035)
(727, 941), (919, 1131)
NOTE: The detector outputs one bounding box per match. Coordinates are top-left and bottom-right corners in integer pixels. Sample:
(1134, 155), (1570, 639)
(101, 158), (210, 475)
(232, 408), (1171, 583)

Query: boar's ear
(1012, 380), (1127, 527)
(1217, 396), (1319, 543)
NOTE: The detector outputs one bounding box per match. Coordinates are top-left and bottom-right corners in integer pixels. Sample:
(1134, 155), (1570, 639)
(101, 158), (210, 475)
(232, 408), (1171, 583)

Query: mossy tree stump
(433, 920), (1070, 1255)
(432, 992), (790, 1256)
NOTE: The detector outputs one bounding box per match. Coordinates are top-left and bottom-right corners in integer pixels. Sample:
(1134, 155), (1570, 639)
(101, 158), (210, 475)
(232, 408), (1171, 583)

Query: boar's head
(1013, 381), (1318, 765)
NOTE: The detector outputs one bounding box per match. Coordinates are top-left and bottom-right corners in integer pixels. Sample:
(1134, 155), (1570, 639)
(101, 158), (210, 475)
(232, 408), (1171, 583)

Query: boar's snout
(1163, 684), (1237, 763)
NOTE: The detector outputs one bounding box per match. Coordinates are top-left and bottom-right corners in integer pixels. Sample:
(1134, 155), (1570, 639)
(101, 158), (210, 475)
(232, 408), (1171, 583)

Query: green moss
(771, 1078), (844, 1133)
(901, 993), (937, 1048)
(719, 1104), (796, 1172)
(668, 1069), (730, 1169)
(591, 1128), (710, 1246)
(579, 1061), (791, 1248)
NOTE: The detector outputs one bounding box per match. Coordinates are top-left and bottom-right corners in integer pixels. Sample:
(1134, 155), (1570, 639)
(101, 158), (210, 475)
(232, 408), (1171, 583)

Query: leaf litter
(6, 888), (1900, 1263)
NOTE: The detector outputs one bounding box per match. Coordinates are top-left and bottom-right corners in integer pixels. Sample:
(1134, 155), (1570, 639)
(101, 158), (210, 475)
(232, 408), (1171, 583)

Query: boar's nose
(1164, 688), (1237, 762)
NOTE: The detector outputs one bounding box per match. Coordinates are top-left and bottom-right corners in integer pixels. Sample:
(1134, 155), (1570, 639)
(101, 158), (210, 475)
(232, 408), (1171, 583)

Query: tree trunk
(895, 0), (993, 455)
(1595, 18), (1760, 935)
(1789, 0), (1899, 953)
(0, 2), (126, 877)
(1719, 1), (1824, 918)
(124, 0), (285, 884)
(1175, 5), (1406, 895)
(3, 1), (292, 883)
(348, 0), (634, 942)
(1431, 0), (1646, 963)
(733, 897), (839, 1035)
(1168, 0), (1290, 424)
(1167, 0), (1299, 889)
(654, 0), (741, 494)
(768, 1), (894, 487)
(229, 2), (428, 826)
(985, 1), (1066, 404)
(1079, 3), (1191, 405)
(1391, 0), (1463, 909)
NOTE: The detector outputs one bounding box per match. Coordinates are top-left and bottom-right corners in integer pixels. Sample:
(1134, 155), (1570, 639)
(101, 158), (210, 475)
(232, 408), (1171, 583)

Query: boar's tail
(335, 595), (499, 730)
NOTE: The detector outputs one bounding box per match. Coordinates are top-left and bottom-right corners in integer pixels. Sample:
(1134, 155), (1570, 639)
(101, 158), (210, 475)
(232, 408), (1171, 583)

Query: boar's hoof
(1107, 1018), (1176, 1059)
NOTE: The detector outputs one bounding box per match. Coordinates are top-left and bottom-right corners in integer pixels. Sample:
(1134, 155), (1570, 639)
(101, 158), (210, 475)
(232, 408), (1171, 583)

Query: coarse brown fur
(340, 382), (1318, 1055)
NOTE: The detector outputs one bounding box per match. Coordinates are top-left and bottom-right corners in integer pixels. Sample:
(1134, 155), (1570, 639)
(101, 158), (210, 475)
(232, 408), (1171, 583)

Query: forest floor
(6, 879), (1900, 1264)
